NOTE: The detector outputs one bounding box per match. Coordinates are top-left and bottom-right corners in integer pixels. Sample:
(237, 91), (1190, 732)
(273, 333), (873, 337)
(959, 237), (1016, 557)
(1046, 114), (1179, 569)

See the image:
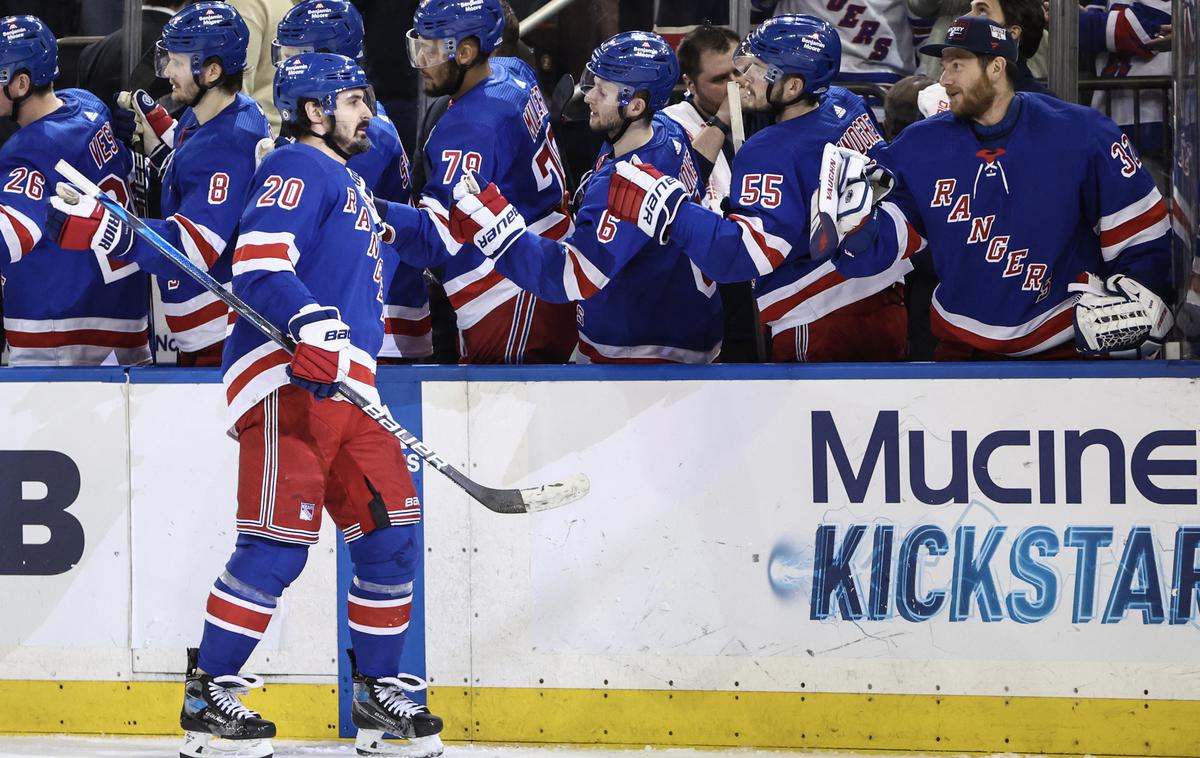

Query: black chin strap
(606, 104), (640, 146)
(5, 82), (31, 123)
(767, 79), (808, 121)
(308, 115), (354, 161)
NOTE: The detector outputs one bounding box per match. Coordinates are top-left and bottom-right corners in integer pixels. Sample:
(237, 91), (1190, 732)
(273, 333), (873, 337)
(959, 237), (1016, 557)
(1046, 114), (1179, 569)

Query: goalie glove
(607, 157), (689, 245)
(46, 182), (134, 258)
(449, 169), (527, 258)
(809, 143), (894, 260)
(287, 304), (351, 399)
(1069, 273), (1174, 357)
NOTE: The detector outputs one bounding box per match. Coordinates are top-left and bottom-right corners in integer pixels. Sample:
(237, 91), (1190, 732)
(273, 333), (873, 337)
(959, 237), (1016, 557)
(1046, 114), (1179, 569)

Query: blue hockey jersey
(123, 93), (271, 352)
(349, 103), (431, 360)
(670, 87), (911, 335)
(837, 92), (1171, 356)
(488, 113), (722, 363)
(396, 57), (575, 363)
(223, 143), (388, 425)
(0, 89), (151, 366)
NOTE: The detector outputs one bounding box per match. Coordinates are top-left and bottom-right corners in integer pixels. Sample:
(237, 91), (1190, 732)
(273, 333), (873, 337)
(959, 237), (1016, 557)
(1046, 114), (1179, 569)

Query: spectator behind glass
(78, 1), (189, 111)
(754, 0), (934, 91)
(1079, 0), (1171, 154)
(226, 0), (293, 132)
(968, 0), (1049, 93)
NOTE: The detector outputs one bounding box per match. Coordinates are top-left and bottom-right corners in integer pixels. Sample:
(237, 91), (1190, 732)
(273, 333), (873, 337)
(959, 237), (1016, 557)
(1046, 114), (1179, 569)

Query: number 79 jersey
(415, 58), (572, 335)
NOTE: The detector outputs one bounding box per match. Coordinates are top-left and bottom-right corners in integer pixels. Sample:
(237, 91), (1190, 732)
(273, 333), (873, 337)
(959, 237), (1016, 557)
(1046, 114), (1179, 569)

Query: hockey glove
(114, 90), (177, 176)
(46, 182), (134, 258)
(287, 304), (351, 399)
(449, 169), (528, 258)
(1069, 273), (1174, 357)
(809, 143), (894, 260)
(607, 157), (689, 245)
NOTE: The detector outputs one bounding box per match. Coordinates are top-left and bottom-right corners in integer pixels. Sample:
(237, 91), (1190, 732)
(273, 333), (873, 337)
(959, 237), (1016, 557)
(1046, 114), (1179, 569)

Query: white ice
(0, 737), (963, 758)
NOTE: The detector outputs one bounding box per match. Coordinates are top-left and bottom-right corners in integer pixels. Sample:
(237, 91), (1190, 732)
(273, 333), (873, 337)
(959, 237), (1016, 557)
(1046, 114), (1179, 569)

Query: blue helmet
(274, 52), (370, 124)
(273, 1), (364, 66)
(157, 2), (250, 79)
(407, 0), (505, 67)
(0, 15), (58, 88)
(734, 14), (841, 97)
(583, 32), (679, 110)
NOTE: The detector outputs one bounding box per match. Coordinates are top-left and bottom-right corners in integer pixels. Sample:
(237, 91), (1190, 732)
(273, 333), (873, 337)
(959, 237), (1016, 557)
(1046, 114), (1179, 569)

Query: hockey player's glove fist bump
(810, 143), (893, 260)
(115, 90), (176, 175)
(608, 157), (688, 245)
(115, 89), (176, 150)
(46, 183), (134, 258)
(287, 304), (351, 399)
(449, 169), (527, 258)
(1069, 272), (1173, 358)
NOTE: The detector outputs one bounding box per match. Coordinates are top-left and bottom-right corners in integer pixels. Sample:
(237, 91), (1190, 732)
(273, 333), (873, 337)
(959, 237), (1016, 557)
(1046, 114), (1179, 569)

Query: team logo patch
(300, 502), (316, 521)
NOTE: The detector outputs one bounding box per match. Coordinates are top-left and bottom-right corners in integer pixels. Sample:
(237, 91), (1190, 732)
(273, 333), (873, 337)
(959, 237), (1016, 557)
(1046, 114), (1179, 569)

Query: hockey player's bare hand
(449, 172), (527, 258)
(608, 157), (688, 245)
(46, 183), (134, 258)
(1147, 24), (1172, 52)
(286, 304), (351, 399)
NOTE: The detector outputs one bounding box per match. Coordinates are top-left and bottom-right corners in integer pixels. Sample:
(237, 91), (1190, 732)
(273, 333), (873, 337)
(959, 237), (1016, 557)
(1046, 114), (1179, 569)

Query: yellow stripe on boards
(429, 687), (1200, 757)
(0, 681), (337, 739)
(2, 681), (1198, 756)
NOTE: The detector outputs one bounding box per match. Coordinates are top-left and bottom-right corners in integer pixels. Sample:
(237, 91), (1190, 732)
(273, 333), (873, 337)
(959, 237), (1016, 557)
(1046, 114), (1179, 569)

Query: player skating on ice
(165, 52), (442, 758)
(449, 31), (724, 363)
(607, 16), (912, 362)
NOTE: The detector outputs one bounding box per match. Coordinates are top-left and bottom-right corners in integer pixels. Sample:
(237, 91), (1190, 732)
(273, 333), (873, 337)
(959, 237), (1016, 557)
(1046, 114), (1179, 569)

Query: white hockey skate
(350, 655), (444, 757)
(180, 648), (275, 758)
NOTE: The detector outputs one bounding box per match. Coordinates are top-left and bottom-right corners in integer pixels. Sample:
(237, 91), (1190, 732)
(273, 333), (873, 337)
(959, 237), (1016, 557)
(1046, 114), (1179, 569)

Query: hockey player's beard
(950, 77), (996, 121)
(423, 61), (468, 98)
(324, 117), (372, 159)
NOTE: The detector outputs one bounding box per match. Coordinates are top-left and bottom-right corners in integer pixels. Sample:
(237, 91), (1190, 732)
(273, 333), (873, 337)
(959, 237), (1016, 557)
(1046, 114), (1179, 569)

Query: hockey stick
(55, 159), (590, 515)
(726, 80), (745, 152)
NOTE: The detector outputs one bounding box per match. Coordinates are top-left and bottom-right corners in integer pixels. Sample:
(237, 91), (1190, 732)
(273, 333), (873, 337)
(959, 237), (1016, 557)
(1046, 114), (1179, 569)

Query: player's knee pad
(348, 524), (419, 587)
(224, 533), (310, 600)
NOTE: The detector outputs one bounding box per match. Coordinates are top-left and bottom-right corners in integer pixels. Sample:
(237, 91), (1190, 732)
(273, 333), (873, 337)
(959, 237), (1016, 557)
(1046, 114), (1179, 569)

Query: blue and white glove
(449, 169), (528, 258)
(287, 304), (350, 399)
(46, 182), (134, 257)
(1070, 273), (1173, 357)
(809, 143), (893, 260)
(607, 157), (689, 245)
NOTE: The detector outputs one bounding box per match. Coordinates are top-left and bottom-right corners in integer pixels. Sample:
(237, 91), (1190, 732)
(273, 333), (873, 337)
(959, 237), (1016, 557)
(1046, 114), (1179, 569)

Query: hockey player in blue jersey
(447, 32), (723, 363)
(273, 0), (431, 362)
(0, 14), (151, 365)
(386, 0), (577, 363)
(607, 15), (911, 362)
(820, 17), (1172, 359)
(51, 2), (272, 367)
(160, 54), (444, 758)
